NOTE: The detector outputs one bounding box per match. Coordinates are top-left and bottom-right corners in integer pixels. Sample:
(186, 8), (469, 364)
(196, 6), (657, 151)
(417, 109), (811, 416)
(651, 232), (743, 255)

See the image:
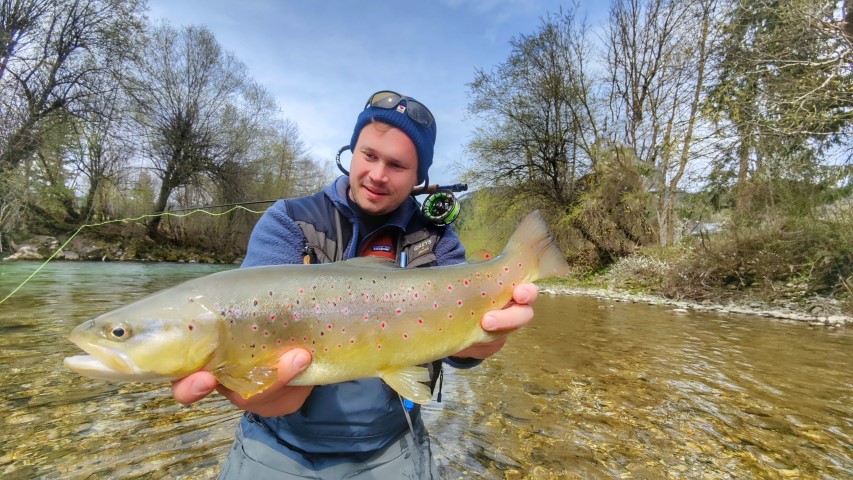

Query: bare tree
(122, 23), (278, 238)
(66, 84), (133, 222)
(0, 0), (143, 174)
(465, 5), (600, 209)
(605, 0), (718, 245)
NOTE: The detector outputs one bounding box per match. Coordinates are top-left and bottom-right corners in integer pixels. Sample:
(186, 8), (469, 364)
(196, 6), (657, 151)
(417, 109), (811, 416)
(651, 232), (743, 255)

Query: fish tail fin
(502, 210), (570, 281)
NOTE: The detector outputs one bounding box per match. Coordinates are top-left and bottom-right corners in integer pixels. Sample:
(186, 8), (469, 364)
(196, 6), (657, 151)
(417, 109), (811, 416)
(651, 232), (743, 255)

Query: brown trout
(64, 210), (569, 403)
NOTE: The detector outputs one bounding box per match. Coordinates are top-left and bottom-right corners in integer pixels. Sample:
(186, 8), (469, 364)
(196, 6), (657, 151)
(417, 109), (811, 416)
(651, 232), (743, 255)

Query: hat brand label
(396, 105), (406, 114)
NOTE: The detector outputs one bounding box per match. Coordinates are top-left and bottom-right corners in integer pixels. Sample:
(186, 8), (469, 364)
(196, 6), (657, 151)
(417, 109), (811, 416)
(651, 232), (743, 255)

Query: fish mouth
(64, 341), (141, 381)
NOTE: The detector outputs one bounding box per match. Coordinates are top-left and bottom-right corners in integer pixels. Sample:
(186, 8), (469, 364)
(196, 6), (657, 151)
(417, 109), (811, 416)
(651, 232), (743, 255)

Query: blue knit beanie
(350, 96), (437, 183)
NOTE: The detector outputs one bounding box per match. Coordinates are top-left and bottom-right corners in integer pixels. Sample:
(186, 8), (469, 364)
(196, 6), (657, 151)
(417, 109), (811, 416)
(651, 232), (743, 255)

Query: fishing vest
(283, 191), (444, 268)
(282, 190), (447, 395)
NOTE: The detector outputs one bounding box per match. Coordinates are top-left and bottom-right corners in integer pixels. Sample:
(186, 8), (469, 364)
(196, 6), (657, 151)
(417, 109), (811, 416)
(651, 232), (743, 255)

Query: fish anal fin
(215, 364), (278, 399)
(380, 366), (432, 405)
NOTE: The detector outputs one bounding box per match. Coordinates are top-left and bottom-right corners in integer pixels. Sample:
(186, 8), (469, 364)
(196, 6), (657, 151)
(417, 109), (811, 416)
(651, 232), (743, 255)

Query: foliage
(561, 144), (657, 270)
(659, 209), (853, 307)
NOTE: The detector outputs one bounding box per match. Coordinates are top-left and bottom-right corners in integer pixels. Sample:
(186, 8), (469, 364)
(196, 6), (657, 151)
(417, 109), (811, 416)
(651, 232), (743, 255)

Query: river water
(0, 262), (850, 479)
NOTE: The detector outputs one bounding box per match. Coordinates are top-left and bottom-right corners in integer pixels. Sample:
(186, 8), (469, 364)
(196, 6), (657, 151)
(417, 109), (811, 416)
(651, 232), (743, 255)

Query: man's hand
(452, 283), (538, 360)
(171, 348), (314, 417)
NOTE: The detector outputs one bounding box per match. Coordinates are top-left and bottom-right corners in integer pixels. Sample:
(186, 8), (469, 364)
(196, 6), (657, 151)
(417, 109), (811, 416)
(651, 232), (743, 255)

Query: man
(172, 90), (538, 478)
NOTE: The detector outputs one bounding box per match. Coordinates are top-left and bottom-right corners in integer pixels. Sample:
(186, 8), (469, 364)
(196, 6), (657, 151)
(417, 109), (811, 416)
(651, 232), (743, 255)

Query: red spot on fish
(252, 325), (258, 331)
(457, 300), (463, 306)
(380, 322), (387, 329)
(261, 345), (267, 350)
(447, 285), (453, 291)
(290, 337), (296, 342)
(298, 289), (304, 294)
(418, 318), (424, 324)
(433, 302), (439, 309)
(283, 321), (289, 327)
(448, 314), (453, 319)
(395, 308), (402, 315)
(341, 327), (346, 333)
(327, 324), (333, 330)
(504, 267), (509, 272)
(403, 334), (409, 340)
(188, 325), (194, 331)
(270, 314), (276, 321)
(517, 262), (523, 268)
(302, 336), (308, 342)
(277, 339), (282, 345)
(481, 292), (487, 297)
(363, 314), (370, 321)
(342, 308), (350, 315)
(324, 347), (329, 352)
(463, 280), (470, 286)
(350, 339), (355, 344)
(476, 272), (481, 277)
(263, 330), (270, 337)
(498, 281), (504, 287)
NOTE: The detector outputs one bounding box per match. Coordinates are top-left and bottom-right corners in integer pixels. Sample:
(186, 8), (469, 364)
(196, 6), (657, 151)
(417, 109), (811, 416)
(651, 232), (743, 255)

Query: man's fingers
(513, 283), (538, 305)
(172, 372), (217, 405)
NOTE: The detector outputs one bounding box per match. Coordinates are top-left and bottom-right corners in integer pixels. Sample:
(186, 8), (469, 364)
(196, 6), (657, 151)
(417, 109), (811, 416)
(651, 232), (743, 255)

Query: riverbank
(540, 284), (851, 327)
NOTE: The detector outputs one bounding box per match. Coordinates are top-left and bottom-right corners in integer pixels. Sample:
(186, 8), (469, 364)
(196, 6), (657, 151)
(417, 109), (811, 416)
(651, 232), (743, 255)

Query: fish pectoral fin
(215, 364), (278, 399)
(380, 366), (432, 405)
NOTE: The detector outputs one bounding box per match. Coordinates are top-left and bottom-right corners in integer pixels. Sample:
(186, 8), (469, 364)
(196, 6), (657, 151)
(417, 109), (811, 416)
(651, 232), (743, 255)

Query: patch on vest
(412, 237), (434, 258)
(360, 231), (397, 260)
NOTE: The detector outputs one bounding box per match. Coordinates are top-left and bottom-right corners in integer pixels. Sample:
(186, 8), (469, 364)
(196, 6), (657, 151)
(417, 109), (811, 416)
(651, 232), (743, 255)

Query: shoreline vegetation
(3, 233), (849, 328)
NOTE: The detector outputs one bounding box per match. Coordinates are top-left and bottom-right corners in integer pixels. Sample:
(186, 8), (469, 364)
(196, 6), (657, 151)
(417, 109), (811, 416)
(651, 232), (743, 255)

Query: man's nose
(368, 162), (389, 182)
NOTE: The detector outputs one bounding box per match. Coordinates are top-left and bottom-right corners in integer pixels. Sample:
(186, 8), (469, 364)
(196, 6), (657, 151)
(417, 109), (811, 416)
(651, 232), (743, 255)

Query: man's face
(349, 122), (419, 215)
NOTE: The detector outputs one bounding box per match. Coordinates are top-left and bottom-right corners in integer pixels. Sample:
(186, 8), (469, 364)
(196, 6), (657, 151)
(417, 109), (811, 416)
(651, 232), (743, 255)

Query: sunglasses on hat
(365, 90), (434, 128)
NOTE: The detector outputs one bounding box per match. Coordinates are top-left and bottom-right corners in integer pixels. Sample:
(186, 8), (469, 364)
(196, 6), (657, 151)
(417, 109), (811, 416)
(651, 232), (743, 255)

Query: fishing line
(0, 205), (268, 306)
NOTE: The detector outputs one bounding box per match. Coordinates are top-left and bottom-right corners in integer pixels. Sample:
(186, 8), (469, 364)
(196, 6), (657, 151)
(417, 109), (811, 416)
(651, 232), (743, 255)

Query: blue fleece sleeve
(434, 226), (466, 267)
(242, 200), (305, 268)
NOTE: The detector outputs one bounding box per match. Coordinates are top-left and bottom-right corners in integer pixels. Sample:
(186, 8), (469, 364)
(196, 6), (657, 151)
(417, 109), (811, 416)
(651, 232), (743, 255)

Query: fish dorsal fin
(468, 249), (495, 263)
(380, 366), (432, 404)
(337, 257), (401, 269)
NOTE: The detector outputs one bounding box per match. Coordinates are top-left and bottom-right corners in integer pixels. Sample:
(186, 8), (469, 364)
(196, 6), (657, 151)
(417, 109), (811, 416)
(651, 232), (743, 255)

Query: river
(0, 262), (850, 479)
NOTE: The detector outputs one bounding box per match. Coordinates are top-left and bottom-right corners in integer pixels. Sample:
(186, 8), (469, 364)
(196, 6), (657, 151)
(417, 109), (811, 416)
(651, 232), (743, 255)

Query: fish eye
(107, 323), (131, 341)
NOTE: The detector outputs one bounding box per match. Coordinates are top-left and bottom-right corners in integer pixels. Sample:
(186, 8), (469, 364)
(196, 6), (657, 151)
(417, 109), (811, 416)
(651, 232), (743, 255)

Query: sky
(145, 1), (609, 187)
